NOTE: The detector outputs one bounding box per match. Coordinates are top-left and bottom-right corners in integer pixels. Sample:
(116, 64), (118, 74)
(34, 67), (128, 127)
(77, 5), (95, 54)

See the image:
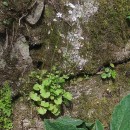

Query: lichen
(54, 0), (99, 71)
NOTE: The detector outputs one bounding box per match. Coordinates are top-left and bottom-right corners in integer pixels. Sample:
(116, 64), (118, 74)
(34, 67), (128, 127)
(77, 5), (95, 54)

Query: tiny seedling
(101, 63), (116, 80)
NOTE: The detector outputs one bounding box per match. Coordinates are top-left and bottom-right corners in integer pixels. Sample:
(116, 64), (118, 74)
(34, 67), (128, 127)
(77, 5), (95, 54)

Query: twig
(4, 29), (9, 50)
(28, 0), (37, 10)
(11, 22), (15, 45)
(19, 13), (28, 26)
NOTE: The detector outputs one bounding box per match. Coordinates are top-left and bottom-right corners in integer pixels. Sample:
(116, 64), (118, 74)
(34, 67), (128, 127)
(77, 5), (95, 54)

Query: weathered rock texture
(13, 97), (44, 130)
(64, 62), (130, 129)
(0, 34), (32, 91)
(0, 0), (130, 129)
(28, 0), (130, 74)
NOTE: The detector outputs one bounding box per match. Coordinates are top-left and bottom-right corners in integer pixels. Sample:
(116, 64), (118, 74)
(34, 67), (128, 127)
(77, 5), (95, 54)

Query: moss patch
(30, 3), (73, 72)
(68, 62), (130, 128)
(86, 0), (130, 46)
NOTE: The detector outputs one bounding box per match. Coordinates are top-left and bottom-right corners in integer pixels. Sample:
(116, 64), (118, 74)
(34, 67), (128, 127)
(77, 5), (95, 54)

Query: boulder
(28, 0), (130, 74)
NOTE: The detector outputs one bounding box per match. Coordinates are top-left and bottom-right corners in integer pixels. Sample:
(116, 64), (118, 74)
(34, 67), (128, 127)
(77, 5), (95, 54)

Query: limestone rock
(64, 62), (130, 128)
(29, 0), (130, 74)
(10, 35), (32, 96)
(13, 98), (44, 130)
(26, 0), (45, 25)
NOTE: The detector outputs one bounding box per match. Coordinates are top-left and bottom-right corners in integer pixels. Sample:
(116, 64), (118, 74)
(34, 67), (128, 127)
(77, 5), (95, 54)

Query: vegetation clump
(101, 63), (117, 80)
(29, 69), (72, 116)
(87, 0), (130, 45)
(44, 94), (130, 130)
(0, 82), (13, 130)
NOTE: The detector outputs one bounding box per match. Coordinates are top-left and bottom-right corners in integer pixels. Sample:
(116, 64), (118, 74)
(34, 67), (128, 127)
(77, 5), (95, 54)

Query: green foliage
(0, 82), (13, 130)
(2, 1), (9, 7)
(94, 120), (104, 130)
(127, 16), (130, 20)
(44, 116), (94, 130)
(110, 94), (130, 130)
(44, 94), (130, 130)
(29, 69), (72, 116)
(101, 63), (116, 80)
(87, 0), (129, 46)
(126, 13), (130, 21)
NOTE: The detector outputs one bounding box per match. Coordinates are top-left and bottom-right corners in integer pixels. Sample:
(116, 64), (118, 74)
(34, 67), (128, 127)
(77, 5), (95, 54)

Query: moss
(30, 3), (74, 72)
(86, 0), (130, 46)
(45, 5), (55, 18)
(70, 62), (130, 128)
(76, 94), (116, 128)
(78, 0), (130, 73)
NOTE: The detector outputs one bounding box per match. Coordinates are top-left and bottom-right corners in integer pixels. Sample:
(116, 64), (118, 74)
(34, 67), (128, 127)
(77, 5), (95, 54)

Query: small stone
(0, 25), (6, 33)
(26, 0), (45, 25)
(0, 59), (6, 69)
(23, 119), (31, 127)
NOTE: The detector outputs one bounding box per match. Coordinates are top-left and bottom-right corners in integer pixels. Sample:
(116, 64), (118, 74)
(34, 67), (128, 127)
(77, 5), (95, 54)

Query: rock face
(25, 0), (130, 128)
(28, 0), (130, 74)
(26, 0), (45, 25)
(63, 62), (130, 128)
(13, 97), (44, 130)
(0, 0), (130, 129)
(0, 34), (32, 93)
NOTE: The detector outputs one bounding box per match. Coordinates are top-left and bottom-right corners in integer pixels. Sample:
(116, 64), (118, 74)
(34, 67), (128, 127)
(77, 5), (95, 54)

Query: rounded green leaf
(107, 73), (111, 78)
(54, 97), (62, 105)
(63, 92), (72, 101)
(48, 104), (54, 111)
(41, 101), (49, 108)
(33, 84), (41, 91)
(58, 78), (65, 84)
(54, 110), (61, 116)
(105, 68), (110, 73)
(110, 63), (115, 68)
(40, 88), (46, 94)
(37, 107), (47, 115)
(55, 89), (63, 96)
(41, 92), (50, 98)
(52, 105), (59, 114)
(101, 73), (107, 79)
(50, 96), (54, 100)
(29, 92), (41, 101)
(42, 79), (51, 86)
(50, 88), (55, 93)
(111, 70), (116, 79)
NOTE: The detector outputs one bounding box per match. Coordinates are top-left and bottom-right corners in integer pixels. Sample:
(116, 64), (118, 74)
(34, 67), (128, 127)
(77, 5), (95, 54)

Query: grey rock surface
(13, 98), (44, 130)
(28, 0), (130, 74)
(26, 0), (45, 25)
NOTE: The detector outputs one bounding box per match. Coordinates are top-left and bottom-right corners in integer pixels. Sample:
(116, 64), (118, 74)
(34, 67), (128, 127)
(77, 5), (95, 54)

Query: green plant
(0, 82), (13, 130)
(44, 116), (95, 130)
(29, 69), (72, 116)
(44, 94), (130, 130)
(2, 0), (9, 7)
(127, 15), (130, 20)
(126, 12), (130, 21)
(101, 63), (116, 79)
